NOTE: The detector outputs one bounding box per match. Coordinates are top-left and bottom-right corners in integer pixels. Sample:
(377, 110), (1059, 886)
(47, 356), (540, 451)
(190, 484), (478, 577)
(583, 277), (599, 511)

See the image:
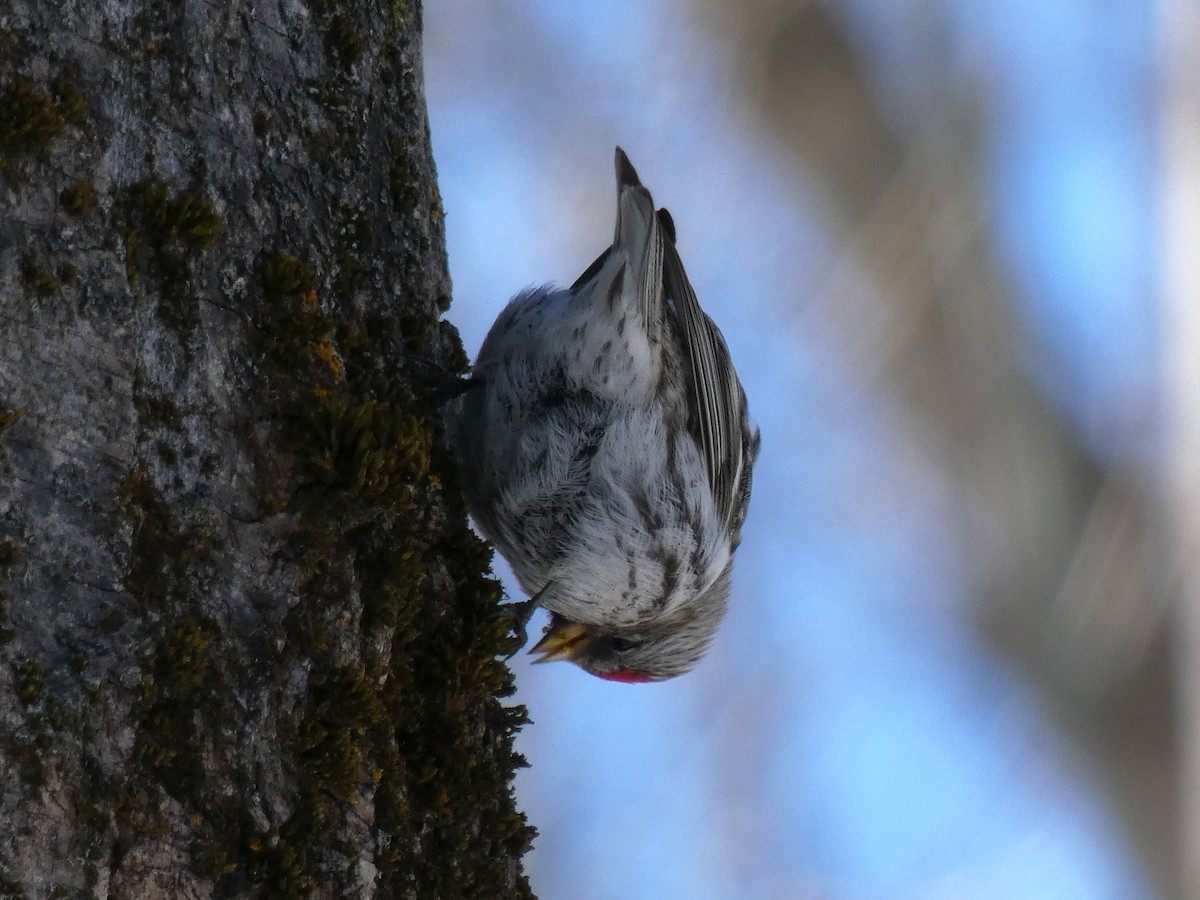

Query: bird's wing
(658, 213), (748, 530)
(611, 148), (749, 528)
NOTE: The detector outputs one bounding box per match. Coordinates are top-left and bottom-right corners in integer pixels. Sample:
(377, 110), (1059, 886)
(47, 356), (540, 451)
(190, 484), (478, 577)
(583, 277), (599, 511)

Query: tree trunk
(0, 1), (534, 897)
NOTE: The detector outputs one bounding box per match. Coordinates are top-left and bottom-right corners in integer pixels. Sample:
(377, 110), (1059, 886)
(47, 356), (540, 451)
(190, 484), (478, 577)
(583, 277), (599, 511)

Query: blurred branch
(693, 0), (1176, 893)
(1160, 0), (1200, 896)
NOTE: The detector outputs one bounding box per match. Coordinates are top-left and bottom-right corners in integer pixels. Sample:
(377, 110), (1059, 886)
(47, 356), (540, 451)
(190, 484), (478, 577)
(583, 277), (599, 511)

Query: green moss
(18, 249), (79, 297)
(253, 836), (308, 898)
(0, 69), (86, 165)
(61, 179), (98, 216)
(305, 128), (342, 176)
(325, 14), (365, 69)
(116, 465), (176, 601)
(115, 464), (218, 603)
(147, 617), (216, 699)
(194, 835), (239, 878)
(155, 440), (178, 464)
(15, 658), (44, 706)
(137, 616), (218, 792)
(6, 732), (52, 787)
(50, 70), (87, 126)
(21, 252), (60, 297)
(122, 181), (224, 333)
(111, 466), (228, 836)
(297, 665), (388, 801)
(244, 194), (533, 897)
(332, 247), (368, 305)
(0, 75), (65, 160)
(260, 252), (316, 301)
(325, 209), (375, 310)
(145, 38), (172, 58)
(252, 111), (274, 139)
(356, 540), (424, 635)
(121, 228), (141, 290)
(388, 134), (420, 213)
(292, 395), (430, 498)
(256, 252), (353, 398)
(0, 602), (15, 643)
(0, 406), (24, 435)
(131, 180), (224, 250)
(133, 392), (184, 430)
(107, 451), (245, 881)
(396, 305), (439, 356)
(0, 545), (20, 647)
(389, 0), (413, 30)
(429, 181), (444, 223)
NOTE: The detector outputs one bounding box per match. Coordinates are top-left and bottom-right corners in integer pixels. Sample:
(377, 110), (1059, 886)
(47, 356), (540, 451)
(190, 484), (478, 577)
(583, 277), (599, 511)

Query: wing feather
(658, 214), (749, 530)
(611, 148), (753, 531)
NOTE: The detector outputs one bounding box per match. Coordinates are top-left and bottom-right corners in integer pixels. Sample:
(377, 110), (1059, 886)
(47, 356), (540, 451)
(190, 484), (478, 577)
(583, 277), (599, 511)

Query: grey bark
(0, 1), (534, 897)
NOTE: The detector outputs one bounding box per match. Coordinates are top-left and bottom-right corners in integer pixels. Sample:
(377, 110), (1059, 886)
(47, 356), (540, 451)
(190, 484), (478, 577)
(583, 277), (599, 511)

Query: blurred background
(424, 1), (1199, 897)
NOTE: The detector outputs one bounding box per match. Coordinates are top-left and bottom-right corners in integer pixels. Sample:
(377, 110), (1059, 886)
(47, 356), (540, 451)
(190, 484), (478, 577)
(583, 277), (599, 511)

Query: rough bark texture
(0, 1), (535, 897)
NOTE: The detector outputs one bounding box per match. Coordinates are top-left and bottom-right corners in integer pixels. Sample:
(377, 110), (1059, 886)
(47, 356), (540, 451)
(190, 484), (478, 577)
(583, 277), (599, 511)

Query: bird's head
(529, 611), (719, 683)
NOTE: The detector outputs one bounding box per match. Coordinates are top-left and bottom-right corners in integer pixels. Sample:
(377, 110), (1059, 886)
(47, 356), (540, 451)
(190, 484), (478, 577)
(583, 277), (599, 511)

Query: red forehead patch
(598, 668), (655, 684)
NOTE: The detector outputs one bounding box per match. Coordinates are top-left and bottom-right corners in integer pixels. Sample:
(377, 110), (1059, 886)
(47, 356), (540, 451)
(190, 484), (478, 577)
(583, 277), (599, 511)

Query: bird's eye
(610, 636), (636, 653)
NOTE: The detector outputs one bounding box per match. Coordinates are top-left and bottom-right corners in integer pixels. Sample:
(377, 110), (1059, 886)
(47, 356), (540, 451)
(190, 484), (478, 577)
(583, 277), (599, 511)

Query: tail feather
(612, 147), (665, 332)
(615, 145), (641, 189)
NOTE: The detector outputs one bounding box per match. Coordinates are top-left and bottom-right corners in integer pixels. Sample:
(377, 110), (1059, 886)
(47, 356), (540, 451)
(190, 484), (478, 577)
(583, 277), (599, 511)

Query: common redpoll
(454, 148), (759, 682)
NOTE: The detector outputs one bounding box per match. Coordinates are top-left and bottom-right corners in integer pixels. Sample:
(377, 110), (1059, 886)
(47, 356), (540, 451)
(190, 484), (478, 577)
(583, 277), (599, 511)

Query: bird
(453, 147), (759, 682)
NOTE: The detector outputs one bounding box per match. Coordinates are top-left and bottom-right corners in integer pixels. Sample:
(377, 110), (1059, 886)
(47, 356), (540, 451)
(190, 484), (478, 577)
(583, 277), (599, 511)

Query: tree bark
(0, 1), (533, 897)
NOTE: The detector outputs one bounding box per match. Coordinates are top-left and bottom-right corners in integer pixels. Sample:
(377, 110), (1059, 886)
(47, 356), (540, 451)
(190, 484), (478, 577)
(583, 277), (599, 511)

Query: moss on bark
(0, 0), (535, 896)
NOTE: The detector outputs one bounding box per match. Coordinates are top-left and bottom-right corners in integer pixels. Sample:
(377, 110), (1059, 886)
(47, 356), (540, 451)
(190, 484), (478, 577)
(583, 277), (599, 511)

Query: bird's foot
(494, 597), (538, 659)
(402, 353), (480, 406)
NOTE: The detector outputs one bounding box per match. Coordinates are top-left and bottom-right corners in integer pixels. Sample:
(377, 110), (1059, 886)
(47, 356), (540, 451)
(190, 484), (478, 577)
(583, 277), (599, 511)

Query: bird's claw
(400, 351), (481, 405)
(494, 598), (538, 659)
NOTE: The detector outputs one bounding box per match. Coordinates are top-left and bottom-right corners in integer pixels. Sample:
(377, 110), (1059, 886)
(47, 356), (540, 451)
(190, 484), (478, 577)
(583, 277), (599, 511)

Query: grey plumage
(454, 147), (759, 681)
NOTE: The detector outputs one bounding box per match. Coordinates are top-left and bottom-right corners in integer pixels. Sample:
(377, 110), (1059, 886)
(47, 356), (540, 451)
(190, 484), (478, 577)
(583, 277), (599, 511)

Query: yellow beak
(529, 620), (592, 664)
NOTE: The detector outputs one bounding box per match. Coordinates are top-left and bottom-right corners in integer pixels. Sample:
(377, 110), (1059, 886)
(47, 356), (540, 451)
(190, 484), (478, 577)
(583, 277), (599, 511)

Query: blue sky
(424, 2), (1158, 897)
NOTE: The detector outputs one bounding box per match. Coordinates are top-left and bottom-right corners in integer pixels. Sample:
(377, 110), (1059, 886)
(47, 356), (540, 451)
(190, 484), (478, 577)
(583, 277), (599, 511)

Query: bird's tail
(613, 147), (666, 329)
